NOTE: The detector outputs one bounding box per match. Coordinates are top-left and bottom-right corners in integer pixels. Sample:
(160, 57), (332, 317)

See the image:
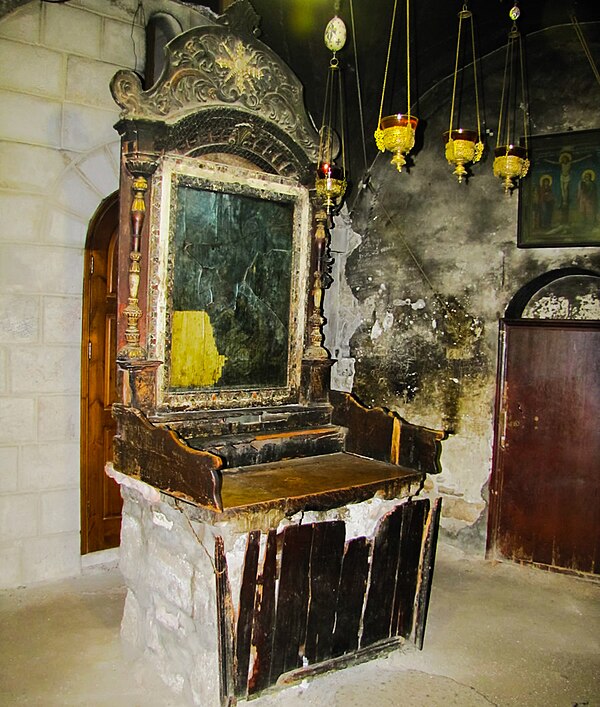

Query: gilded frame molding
(147, 155), (311, 410)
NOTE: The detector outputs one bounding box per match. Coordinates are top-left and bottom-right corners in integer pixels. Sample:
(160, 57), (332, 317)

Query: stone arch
(43, 141), (121, 251)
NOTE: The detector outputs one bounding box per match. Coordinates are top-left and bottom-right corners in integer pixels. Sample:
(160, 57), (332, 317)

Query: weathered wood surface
(247, 529), (277, 696)
(199, 425), (346, 468)
(215, 536), (236, 707)
(219, 452), (422, 514)
(488, 321), (600, 576)
(232, 500), (437, 697)
(169, 403), (333, 442)
(113, 403), (424, 517)
(394, 499), (428, 639)
(331, 390), (444, 474)
(331, 536), (370, 657)
(278, 636), (404, 685)
(304, 521), (345, 663)
(415, 498), (442, 649)
(234, 530), (260, 698)
(112, 403), (224, 510)
(270, 523), (313, 678)
(361, 505), (404, 647)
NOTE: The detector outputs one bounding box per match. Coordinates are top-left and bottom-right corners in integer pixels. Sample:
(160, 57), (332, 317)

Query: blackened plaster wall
(326, 23), (600, 551)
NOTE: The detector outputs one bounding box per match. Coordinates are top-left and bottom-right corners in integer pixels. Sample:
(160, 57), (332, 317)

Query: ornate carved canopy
(111, 0), (319, 179)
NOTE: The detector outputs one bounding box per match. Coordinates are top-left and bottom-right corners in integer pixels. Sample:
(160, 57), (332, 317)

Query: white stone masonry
(0, 0), (210, 588)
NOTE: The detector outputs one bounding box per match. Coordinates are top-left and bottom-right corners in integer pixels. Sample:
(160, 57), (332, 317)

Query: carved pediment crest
(111, 21), (318, 160)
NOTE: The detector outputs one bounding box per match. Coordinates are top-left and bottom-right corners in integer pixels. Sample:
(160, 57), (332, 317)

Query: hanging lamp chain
(377, 0), (398, 128)
(448, 3), (481, 140)
(406, 0), (411, 118)
(449, 8), (465, 135)
(517, 29), (528, 150)
(349, 0), (369, 174)
(570, 14), (600, 88)
(470, 9), (482, 141)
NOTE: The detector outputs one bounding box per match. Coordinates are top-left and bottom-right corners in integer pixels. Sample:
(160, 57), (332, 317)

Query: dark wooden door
(487, 320), (600, 575)
(81, 196), (122, 553)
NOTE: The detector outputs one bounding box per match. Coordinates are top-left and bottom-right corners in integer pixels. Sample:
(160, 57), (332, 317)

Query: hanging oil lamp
(374, 0), (418, 172)
(444, 3), (484, 182)
(493, 2), (530, 193)
(315, 8), (347, 214)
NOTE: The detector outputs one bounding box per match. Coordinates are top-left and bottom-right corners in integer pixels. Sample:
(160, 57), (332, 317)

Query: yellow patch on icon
(170, 310), (226, 387)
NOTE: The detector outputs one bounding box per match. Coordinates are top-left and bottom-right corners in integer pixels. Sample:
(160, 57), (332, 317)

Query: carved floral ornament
(110, 27), (319, 159)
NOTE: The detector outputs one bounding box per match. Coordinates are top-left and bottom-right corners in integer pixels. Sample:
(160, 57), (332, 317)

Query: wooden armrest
(330, 391), (444, 475)
(112, 404), (224, 511)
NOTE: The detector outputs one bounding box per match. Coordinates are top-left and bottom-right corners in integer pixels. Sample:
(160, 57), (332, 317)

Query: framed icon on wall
(518, 129), (600, 248)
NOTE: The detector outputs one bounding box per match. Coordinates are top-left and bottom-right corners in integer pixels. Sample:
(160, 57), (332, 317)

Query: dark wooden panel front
(226, 498), (439, 700)
(394, 499), (429, 639)
(331, 537), (370, 657)
(304, 521), (345, 663)
(270, 523), (313, 678)
(247, 529), (277, 696)
(361, 505), (404, 646)
(488, 321), (600, 575)
(234, 530), (260, 698)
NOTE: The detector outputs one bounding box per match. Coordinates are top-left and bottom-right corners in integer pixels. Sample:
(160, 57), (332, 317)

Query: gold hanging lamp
(444, 3), (484, 183)
(315, 6), (348, 213)
(374, 0), (418, 172)
(493, 2), (530, 193)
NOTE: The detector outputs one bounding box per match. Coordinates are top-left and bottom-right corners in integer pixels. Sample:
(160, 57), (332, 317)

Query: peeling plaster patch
(393, 297), (426, 310)
(441, 497), (486, 524)
(370, 320), (383, 341)
(525, 292), (600, 319)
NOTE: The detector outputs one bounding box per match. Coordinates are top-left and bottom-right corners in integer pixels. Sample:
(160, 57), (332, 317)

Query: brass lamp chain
(349, 0), (368, 172)
(571, 13), (600, 87)
(377, 0), (398, 128)
(406, 0), (411, 118)
(497, 21), (528, 151)
(518, 29), (528, 151)
(496, 26), (515, 149)
(470, 10), (482, 141)
(338, 59), (347, 174)
(449, 9), (464, 135)
(450, 6), (481, 139)
(319, 57), (338, 165)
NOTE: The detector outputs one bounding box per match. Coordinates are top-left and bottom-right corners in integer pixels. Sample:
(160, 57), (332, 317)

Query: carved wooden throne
(109, 3), (443, 704)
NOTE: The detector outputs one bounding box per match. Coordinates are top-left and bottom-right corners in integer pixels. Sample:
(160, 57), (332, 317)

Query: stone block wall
(0, 0), (211, 588)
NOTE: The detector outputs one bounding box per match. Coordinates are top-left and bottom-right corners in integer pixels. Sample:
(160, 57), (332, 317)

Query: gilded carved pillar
(118, 155), (158, 360)
(305, 206), (332, 361)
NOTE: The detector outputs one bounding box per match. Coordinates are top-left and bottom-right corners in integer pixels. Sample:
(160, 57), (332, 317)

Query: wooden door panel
(81, 196), (121, 554)
(489, 321), (600, 574)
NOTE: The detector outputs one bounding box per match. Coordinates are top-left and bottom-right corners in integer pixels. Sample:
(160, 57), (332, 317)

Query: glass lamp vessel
(374, 0), (418, 172)
(443, 5), (484, 182)
(444, 129), (484, 182)
(315, 11), (348, 214)
(494, 6), (530, 193)
(376, 113), (418, 172)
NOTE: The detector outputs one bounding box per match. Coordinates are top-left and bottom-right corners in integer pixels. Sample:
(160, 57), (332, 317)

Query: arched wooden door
(487, 270), (600, 575)
(80, 194), (122, 553)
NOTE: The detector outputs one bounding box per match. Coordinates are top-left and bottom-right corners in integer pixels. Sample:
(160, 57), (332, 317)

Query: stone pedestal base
(110, 465), (439, 706)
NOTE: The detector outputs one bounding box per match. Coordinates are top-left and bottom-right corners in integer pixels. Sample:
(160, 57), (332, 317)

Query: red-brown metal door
(487, 320), (600, 575)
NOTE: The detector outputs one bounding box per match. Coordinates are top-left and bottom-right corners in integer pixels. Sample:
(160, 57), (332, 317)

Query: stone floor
(1, 543), (598, 707)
